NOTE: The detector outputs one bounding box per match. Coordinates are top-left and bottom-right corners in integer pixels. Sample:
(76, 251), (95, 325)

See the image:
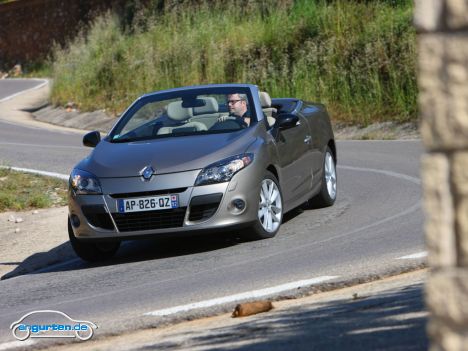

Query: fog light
(232, 199), (245, 210)
(71, 214), (80, 228)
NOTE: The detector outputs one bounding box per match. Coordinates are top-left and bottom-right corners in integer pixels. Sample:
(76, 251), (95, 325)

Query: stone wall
(415, 0), (468, 350)
(0, 0), (273, 69)
(0, 0), (118, 68)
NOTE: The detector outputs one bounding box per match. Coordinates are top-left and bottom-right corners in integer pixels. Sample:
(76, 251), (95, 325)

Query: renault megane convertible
(68, 84), (337, 261)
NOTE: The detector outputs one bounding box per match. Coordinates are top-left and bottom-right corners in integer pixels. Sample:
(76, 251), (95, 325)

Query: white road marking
(0, 141), (84, 150)
(0, 166), (68, 180)
(144, 276), (339, 317)
(0, 78), (48, 102)
(338, 165), (421, 185)
(397, 251), (428, 260)
(0, 340), (35, 351)
(0, 141), (83, 149)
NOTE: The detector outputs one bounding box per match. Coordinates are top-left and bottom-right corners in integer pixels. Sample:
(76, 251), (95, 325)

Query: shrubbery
(51, 0), (416, 125)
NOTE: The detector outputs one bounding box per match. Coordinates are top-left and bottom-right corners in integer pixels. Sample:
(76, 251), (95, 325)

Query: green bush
(51, 0), (417, 125)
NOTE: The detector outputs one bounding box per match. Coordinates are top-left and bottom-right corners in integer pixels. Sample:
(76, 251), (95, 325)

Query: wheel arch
(266, 165), (279, 183)
(327, 139), (337, 164)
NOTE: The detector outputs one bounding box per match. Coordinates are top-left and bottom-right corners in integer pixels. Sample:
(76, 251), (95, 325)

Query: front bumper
(68, 169), (260, 240)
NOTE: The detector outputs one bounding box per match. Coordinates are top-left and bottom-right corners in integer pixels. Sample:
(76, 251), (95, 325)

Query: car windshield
(109, 87), (257, 143)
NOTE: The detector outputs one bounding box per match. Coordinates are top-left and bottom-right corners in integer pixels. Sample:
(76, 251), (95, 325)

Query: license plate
(117, 195), (179, 213)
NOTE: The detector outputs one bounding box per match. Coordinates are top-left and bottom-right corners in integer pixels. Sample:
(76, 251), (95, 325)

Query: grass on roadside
(0, 168), (68, 212)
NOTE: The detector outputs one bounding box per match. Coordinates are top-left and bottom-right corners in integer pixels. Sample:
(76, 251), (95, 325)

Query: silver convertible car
(68, 84), (337, 261)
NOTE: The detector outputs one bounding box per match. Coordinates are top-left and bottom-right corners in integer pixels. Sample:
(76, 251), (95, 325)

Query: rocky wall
(0, 0), (117, 68)
(415, 0), (468, 350)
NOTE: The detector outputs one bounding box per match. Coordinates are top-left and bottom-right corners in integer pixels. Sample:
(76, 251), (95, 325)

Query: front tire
(247, 171), (283, 240)
(68, 218), (120, 262)
(310, 146), (337, 207)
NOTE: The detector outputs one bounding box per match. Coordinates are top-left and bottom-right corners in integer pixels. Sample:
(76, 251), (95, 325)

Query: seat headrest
(193, 97), (219, 115)
(167, 101), (193, 121)
(259, 91), (272, 108)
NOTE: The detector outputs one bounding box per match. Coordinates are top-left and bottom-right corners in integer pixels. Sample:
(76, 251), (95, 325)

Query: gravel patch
(0, 207), (74, 280)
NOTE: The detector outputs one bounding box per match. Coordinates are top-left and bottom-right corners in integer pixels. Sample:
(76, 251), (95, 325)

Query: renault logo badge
(140, 166), (154, 181)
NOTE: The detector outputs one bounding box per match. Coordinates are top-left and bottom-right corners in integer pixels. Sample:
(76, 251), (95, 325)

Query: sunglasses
(227, 99), (243, 105)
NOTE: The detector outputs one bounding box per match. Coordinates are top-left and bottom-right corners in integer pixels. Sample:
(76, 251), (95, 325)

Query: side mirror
(277, 114), (299, 130)
(83, 131), (101, 148)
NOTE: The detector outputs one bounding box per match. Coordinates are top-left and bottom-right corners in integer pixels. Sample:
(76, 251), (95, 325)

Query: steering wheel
(211, 118), (247, 131)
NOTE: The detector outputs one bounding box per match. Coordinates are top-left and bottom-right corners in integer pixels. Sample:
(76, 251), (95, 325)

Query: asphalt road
(0, 81), (425, 348)
(0, 79), (45, 102)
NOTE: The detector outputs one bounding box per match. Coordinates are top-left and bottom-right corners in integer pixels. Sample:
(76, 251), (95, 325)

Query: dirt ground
(0, 206), (74, 280)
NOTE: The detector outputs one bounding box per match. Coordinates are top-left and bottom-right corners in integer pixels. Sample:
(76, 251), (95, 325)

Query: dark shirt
(231, 111), (250, 126)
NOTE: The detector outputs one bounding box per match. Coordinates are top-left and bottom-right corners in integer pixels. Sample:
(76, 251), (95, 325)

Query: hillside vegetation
(50, 0), (416, 125)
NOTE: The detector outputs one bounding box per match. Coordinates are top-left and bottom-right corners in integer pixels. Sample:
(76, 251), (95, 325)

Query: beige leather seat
(192, 97), (221, 129)
(259, 91), (277, 127)
(193, 97), (219, 116)
(157, 101), (207, 135)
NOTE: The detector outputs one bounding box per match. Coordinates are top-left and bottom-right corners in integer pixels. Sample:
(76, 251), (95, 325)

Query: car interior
(112, 91), (287, 142)
(156, 91), (279, 134)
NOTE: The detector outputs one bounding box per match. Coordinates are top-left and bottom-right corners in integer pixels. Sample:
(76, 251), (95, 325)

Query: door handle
(304, 135), (312, 144)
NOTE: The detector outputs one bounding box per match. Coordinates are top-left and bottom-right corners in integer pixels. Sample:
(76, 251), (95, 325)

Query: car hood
(76, 129), (258, 178)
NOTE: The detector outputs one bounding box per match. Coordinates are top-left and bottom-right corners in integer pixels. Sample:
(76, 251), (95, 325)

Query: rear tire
(247, 171), (283, 240)
(68, 218), (120, 262)
(309, 146), (337, 208)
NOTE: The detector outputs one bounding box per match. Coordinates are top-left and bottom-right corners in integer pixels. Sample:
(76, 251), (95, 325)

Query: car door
(274, 114), (314, 206)
(299, 105), (325, 189)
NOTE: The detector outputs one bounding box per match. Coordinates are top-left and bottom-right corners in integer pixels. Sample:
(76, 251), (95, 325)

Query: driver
(218, 93), (251, 126)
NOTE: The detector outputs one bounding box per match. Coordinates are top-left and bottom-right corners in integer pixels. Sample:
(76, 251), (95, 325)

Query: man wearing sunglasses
(218, 93), (251, 127)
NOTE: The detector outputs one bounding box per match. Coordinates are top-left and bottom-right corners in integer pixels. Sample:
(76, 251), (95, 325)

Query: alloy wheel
(325, 152), (337, 200)
(258, 179), (282, 233)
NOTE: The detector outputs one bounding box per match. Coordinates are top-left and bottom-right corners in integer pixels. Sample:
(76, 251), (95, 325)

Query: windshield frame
(107, 86), (259, 143)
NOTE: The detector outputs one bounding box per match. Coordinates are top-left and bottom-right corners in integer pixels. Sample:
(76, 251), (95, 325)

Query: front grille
(112, 208), (187, 232)
(110, 188), (187, 199)
(81, 205), (114, 230)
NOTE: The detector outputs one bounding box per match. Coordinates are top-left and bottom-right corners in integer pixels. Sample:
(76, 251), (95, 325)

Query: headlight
(69, 169), (102, 195)
(195, 154), (254, 186)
